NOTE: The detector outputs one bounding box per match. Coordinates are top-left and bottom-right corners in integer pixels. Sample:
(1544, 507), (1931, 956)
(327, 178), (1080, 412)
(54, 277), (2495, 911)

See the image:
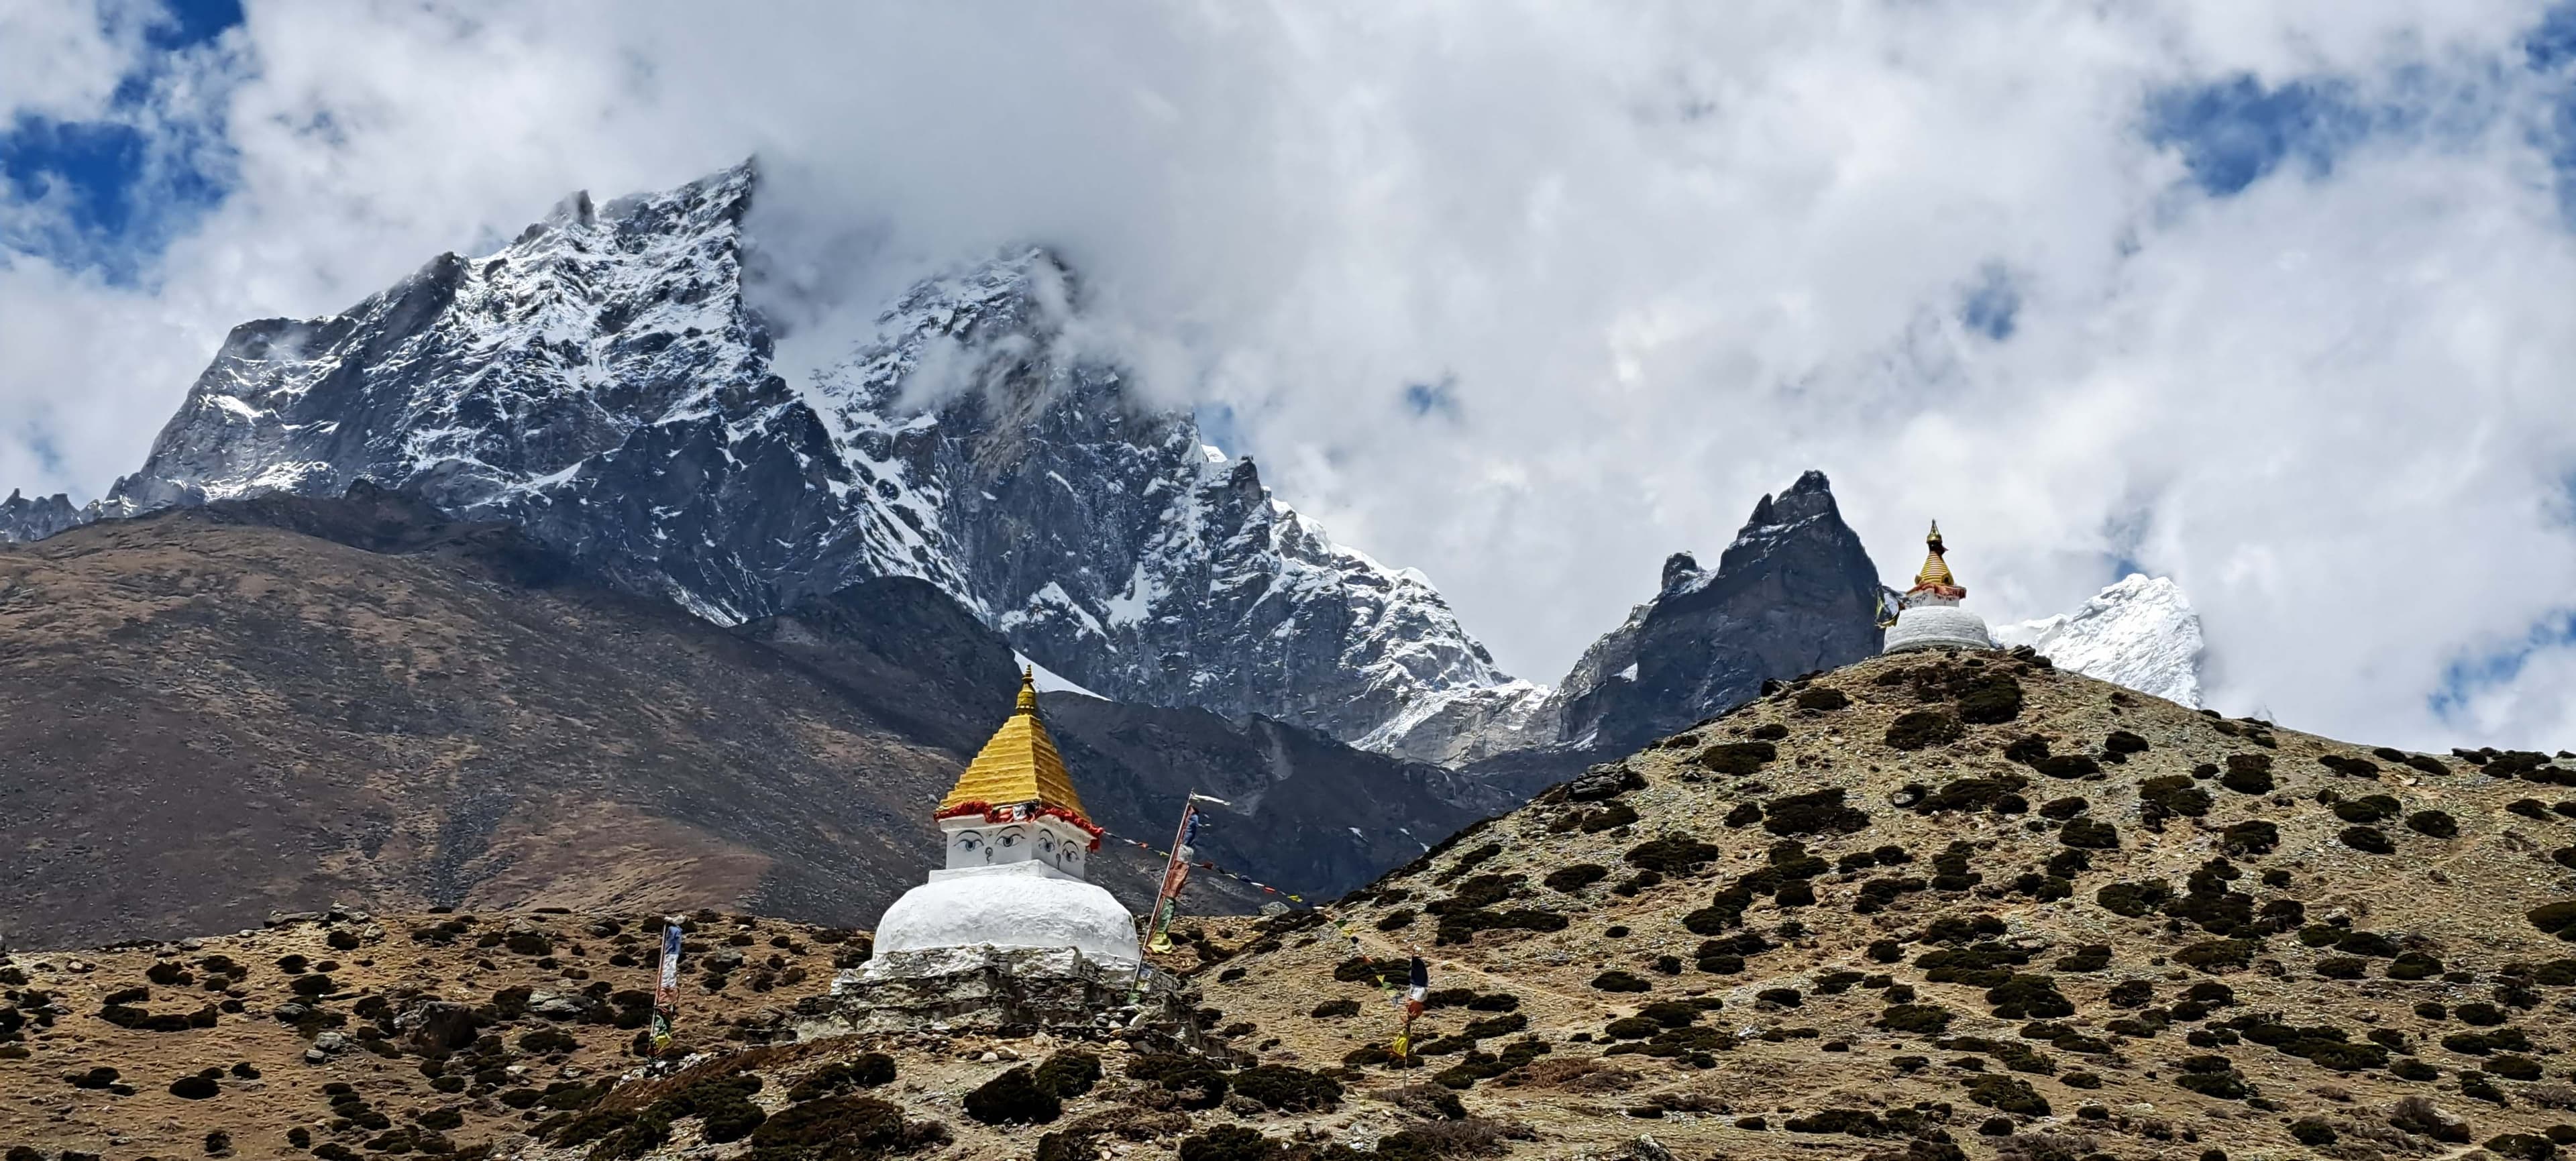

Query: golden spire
(1908, 520), (1965, 598)
(1915, 521), (1953, 588)
(938, 667), (1091, 821)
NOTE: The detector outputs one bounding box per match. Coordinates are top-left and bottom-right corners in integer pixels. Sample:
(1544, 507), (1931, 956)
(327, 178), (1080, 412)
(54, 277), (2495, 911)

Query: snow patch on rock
(1016, 652), (1105, 700)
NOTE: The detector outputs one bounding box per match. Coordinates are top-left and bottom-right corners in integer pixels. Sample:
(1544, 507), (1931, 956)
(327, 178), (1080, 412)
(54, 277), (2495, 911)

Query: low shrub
(168, 1072), (219, 1099)
(1966, 1074), (2050, 1116)
(2406, 810), (2459, 838)
(2174, 940), (2259, 973)
(1957, 675), (2026, 725)
(2221, 821), (2279, 855)
(749, 1095), (946, 1156)
(963, 1066), (1061, 1125)
(1887, 711), (1965, 751)
(2036, 755), (2101, 779)
(1231, 1064), (1342, 1112)
(1762, 788), (1872, 836)
(1623, 840), (1722, 874)
(1177, 1125), (1280, 1161)
(1877, 1005), (1953, 1034)
(2059, 818), (2119, 849)
(1699, 742), (1779, 776)
(1591, 971), (1651, 993)
(2139, 775), (2212, 819)
(2219, 754), (2274, 794)
(1542, 865), (1607, 892)
(1032, 1051), (1101, 1099)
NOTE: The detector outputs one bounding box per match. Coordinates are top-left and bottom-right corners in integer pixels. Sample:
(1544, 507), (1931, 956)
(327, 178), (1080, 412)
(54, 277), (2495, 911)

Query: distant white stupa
(865, 669), (1140, 971)
(1881, 522), (1996, 654)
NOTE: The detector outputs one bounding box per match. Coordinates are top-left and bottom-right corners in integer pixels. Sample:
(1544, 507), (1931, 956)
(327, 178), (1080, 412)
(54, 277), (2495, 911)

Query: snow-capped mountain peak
(1, 164), (1513, 746)
(1993, 573), (2205, 708)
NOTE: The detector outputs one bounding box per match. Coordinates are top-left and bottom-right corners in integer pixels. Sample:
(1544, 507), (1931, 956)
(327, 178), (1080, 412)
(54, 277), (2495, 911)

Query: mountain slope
(1197, 647), (2576, 1158)
(1994, 573), (2205, 708)
(0, 487), (1479, 946)
(14, 651), (2576, 1161)
(0, 165), (1515, 746)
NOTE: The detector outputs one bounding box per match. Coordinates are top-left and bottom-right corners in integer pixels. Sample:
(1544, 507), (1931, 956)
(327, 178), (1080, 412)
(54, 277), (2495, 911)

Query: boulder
(527, 992), (592, 1020)
(396, 1001), (482, 1051)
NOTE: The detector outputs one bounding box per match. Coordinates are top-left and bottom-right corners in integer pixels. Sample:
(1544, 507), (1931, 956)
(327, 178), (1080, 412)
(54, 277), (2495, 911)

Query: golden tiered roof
(1908, 520), (1966, 598)
(936, 667), (1090, 820)
(1915, 521), (1954, 588)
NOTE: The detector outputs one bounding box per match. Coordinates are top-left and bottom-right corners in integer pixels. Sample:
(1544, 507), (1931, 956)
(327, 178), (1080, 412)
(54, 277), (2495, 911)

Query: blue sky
(0, 0), (239, 276)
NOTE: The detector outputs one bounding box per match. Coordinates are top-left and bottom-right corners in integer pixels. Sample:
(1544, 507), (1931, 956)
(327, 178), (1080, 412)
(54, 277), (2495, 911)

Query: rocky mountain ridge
(0, 164), (1513, 747)
(0, 160), (2216, 780)
(1377, 471), (1888, 781)
(0, 486), (1478, 948)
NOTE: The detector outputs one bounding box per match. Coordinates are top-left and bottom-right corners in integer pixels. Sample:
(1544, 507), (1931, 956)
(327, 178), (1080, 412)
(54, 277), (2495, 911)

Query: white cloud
(0, 0), (150, 121)
(7, 0), (2576, 753)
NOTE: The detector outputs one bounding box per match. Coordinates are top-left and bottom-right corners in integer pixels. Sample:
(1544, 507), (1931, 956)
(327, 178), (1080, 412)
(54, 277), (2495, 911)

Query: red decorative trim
(933, 800), (1103, 850)
(1035, 806), (1106, 850)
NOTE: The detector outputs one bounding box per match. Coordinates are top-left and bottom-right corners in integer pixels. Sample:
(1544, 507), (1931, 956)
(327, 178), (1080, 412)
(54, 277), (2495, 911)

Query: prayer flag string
(1094, 826), (1322, 903)
(1099, 822), (1420, 1055)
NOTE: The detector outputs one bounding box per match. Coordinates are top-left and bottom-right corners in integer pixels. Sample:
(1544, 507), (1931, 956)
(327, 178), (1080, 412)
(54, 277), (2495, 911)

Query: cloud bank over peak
(6, 1), (2576, 753)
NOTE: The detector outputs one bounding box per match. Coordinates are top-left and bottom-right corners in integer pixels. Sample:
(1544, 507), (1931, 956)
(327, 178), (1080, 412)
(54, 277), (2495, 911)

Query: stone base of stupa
(792, 944), (1211, 1054)
(1884, 604), (1996, 653)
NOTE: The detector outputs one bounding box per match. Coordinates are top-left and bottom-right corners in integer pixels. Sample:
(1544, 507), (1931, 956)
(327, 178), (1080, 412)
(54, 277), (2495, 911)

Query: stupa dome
(863, 668), (1139, 974)
(1882, 521), (1995, 653)
(871, 862), (1140, 966)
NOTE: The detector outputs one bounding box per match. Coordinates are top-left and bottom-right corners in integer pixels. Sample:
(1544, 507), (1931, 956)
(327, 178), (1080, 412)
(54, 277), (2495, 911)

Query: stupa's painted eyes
(1038, 834), (1057, 854)
(953, 830), (983, 852)
(997, 828), (1024, 848)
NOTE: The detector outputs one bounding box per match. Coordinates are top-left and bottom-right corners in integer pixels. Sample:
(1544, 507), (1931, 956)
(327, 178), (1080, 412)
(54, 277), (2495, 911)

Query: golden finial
(1017, 665), (1039, 714)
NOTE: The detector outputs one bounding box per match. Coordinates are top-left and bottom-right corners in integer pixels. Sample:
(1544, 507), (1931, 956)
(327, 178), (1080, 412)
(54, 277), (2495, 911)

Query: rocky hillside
(13, 651), (2576, 1160)
(0, 487), (1477, 948)
(0, 164), (1517, 747)
(1221, 648), (2576, 1159)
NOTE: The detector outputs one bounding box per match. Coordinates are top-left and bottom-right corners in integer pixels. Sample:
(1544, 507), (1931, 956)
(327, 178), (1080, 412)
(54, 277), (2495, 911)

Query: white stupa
(1881, 521), (1996, 653)
(865, 669), (1140, 971)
